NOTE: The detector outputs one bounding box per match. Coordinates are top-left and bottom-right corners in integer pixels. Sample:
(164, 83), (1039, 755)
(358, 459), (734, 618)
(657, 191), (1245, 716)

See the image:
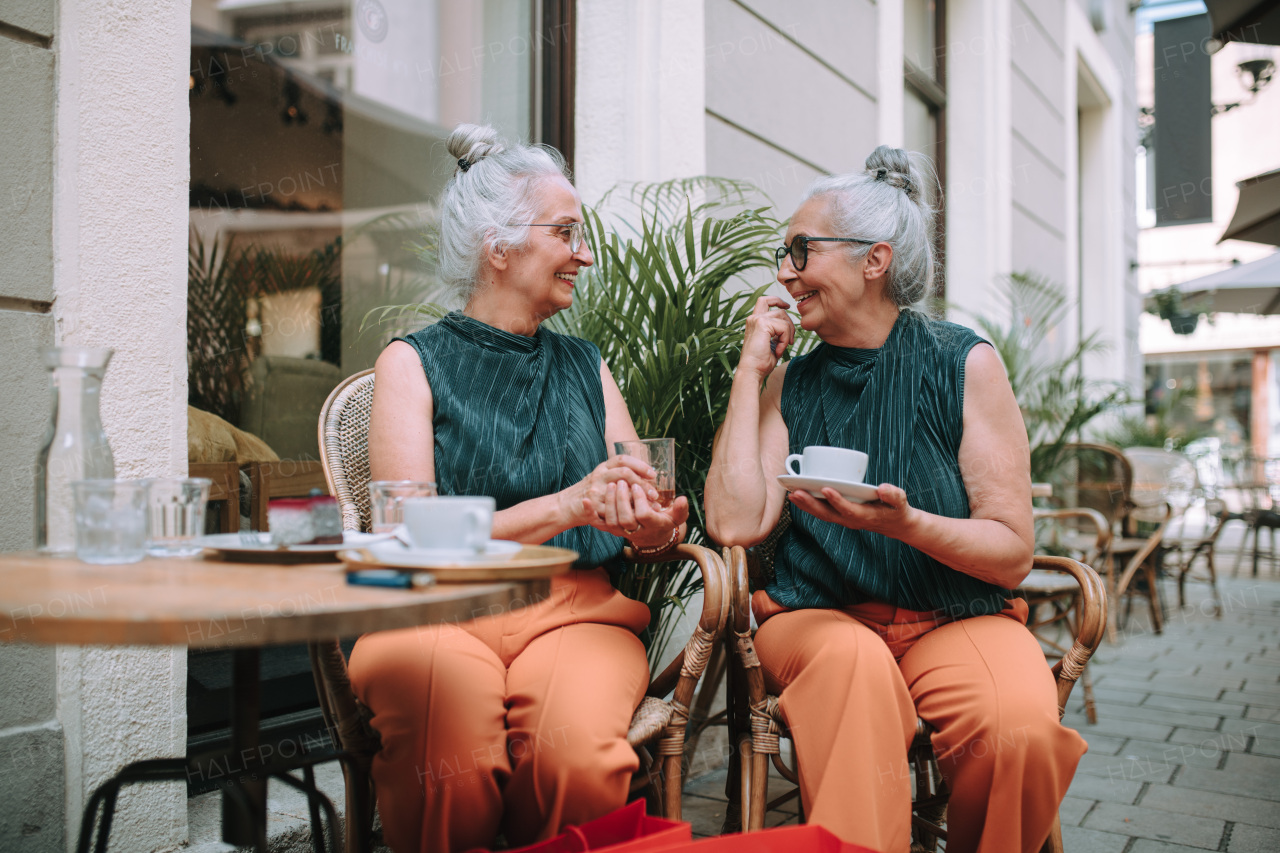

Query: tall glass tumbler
(146, 477), (212, 556)
(613, 438), (676, 508)
(72, 479), (147, 564)
(368, 480), (438, 533)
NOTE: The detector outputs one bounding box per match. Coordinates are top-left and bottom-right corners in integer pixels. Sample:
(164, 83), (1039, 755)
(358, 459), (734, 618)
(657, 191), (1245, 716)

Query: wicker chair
(310, 369), (729, 853)
(721, 533), (1107, 852)
(1048, 443), (1168, 638)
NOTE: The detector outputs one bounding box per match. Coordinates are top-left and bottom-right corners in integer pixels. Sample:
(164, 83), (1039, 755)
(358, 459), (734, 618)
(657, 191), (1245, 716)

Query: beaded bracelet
(629, 526), (681, 557)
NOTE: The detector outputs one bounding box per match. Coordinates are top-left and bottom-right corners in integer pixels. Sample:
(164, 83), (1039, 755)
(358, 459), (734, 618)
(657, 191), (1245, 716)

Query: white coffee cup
(784, 446), (869, 483)
(401, 496), (495, 553)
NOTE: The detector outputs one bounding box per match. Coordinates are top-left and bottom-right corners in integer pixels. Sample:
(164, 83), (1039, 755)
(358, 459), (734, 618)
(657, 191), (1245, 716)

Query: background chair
(721, 540), (1106, 853)
(1123, 447), (1226, 614)
(1048, 443), (1167, 637)
(311, 369), (729, 852)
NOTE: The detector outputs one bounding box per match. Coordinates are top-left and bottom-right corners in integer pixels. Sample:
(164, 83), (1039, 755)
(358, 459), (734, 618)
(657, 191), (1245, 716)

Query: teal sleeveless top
(397, 312), (623, 572)
(772, 309), (1010, 617)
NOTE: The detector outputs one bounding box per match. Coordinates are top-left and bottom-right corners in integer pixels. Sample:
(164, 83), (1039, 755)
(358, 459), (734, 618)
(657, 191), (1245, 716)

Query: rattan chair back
(318, 369), (375, 533)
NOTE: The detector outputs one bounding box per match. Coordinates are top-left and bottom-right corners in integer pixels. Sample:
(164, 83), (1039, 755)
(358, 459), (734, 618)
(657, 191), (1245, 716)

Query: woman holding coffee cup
(705, 147), (1085, 853)
(349, 124), (688, 853)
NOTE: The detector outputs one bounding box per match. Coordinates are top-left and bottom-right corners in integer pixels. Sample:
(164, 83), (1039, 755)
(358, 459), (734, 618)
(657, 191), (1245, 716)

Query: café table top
(0, 553), (554, 648)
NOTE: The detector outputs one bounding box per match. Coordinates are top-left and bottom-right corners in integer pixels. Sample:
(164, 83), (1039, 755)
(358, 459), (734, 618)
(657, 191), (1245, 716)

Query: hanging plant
(1145, 287), (1210, 336)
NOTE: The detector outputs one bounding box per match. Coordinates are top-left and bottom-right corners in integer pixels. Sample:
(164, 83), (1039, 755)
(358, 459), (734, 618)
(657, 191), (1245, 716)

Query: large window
(186, 0), (572, 771)
(1145, 354), (1255, 453)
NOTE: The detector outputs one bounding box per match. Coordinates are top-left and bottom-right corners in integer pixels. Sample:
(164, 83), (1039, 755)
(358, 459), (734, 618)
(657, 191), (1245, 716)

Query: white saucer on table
(777, 475), (880, 503)
(366, 539), (523, 567)
(194, 530), (392, 563)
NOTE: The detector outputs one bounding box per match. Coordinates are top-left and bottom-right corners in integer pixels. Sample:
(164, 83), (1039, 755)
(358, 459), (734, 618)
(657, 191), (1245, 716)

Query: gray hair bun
(865, 145), (920, 201)
(447, 123), (506, 175)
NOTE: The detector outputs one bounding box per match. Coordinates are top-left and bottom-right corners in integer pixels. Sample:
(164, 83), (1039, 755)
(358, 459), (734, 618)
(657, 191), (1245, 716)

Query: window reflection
(186, 0), (540, 766)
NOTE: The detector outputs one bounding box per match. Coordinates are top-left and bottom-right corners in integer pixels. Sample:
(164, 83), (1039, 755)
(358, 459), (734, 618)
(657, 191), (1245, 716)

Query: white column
(1070, 1), (1129, 386)
(53, 0), (190, 849)
(574, 0), (707, 206)
(878, 0), (906, 149)
(944, 0), (1013, 320)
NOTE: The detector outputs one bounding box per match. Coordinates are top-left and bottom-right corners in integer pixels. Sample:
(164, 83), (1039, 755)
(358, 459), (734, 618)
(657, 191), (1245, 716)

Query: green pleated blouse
(771, 309), (1011, 617)
(397, 312), (623, 572)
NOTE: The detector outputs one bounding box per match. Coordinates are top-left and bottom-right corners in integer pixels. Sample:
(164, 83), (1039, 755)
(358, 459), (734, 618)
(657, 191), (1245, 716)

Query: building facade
(0, 1), (1136, 849)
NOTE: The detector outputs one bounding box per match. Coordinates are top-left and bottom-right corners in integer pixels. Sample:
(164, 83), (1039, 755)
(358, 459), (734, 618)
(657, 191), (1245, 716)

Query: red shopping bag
(465, 800), (691, 853)
(641, 824), (880, 853)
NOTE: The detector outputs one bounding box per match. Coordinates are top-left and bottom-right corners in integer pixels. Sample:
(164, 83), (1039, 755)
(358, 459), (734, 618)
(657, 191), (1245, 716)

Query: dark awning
(1220, 168), (1280, 246)
(1205, 0), (1280, 45)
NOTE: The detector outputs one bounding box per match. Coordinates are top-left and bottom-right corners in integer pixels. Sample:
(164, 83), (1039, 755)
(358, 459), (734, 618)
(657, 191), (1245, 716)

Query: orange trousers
(348, 568), (651, 853)
(752, 596), (1087, 853)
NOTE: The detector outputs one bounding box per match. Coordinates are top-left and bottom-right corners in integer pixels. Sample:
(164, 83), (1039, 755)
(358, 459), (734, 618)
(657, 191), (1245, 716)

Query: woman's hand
(788, 483), (920, 542)
(595, 481), (690, 549)
(561, 455), (656, 525)
(738, 296), (795, 383)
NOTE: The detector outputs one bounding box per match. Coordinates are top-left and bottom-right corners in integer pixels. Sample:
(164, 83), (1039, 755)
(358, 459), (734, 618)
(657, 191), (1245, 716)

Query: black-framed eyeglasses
(775, 236), (876, 271)
(512, 221), (586, 253)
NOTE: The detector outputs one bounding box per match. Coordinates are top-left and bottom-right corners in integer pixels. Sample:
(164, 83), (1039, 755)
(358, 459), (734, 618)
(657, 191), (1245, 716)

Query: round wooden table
(0, 551), (564, 852)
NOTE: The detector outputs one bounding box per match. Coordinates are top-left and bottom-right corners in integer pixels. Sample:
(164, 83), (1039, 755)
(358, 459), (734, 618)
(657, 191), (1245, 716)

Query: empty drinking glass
(145, 477), (212, 556)
(72, 479), (147, 564)
(368, 480), (438, 534)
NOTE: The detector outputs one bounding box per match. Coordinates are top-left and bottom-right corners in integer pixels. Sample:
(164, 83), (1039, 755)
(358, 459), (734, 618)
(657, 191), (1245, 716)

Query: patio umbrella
(1205, 0), (1280, 44)
(1146, 250), (1280, 314)
(1220, 167), (1280, 246)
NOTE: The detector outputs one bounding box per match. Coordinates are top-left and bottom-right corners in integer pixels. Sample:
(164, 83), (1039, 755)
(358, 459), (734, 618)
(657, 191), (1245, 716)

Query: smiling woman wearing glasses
(705, 146), (1086, 853)
(351, 124), (688, 853)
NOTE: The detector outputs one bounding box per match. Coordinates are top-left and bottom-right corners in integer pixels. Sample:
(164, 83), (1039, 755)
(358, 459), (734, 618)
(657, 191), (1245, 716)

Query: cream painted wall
(575, 0), (707, 207)
(50, 0), (191, 849)
(704, 0), (878, 215)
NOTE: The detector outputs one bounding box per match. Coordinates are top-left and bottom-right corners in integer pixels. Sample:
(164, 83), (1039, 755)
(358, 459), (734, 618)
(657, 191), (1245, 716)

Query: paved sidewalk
(681, 562), (1280, 851)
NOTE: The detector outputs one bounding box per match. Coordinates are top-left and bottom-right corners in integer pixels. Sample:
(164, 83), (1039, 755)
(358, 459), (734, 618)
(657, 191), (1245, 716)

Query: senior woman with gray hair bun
(706, 146), (1085, 853)
(349, 123), (689, 853)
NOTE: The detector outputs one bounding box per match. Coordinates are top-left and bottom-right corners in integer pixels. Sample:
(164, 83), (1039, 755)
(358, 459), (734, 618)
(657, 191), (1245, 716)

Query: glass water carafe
(35, 346), (116, 554)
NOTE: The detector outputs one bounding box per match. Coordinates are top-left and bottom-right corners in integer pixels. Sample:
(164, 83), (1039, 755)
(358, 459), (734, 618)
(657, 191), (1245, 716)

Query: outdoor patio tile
(1081, 801), (1224, 848)
(1144, 693), (1247, 717)
(1223, 664), (1280, 679)
(1142, 678), (1242, 700)
(1075, 750), (1177, 784)
(1105, 738), (1224, 769)
(683, 794), (727, 838)
(1127, 840), (1222, 853)
(1083, 704), (1222, 731)
(1220, 691), (1280, 708)
(1166, 728), (1254, 752)
(1065, 772), (1142, 804)
(682, 767), (729, 801)
(1066, 715), (1176, 741)
(1086, 686), (1151, 706)
(1173, 753), (1280, 801)
(1138, 783), (1280, 829)
(1058, 795), (1095, 827)
(1248, 737), (1280, 756)
(1228, 823), (1280, 852)
(1060, 824), (1129, 853)
(1243, 706), (1280, 722)
(1075, 729), (1128, 755)
(1219, 718), (1280, 739)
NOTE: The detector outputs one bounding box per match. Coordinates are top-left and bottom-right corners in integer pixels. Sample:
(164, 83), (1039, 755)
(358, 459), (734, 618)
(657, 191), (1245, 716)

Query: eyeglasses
(775, 236), (876, 271)
(512, 221), (586, 253)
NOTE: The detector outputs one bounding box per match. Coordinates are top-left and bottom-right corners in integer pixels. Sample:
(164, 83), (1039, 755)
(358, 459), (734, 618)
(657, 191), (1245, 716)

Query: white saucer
(367, 539), (523, 566)
(777, 475), (880, 503)
(194, 530), (392, 562)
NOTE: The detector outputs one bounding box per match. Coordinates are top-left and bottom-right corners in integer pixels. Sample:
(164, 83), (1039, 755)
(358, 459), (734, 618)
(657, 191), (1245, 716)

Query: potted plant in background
(1146, 287), (1210, 336)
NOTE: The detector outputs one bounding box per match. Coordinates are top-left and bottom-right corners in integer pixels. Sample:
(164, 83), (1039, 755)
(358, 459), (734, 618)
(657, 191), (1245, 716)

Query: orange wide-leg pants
(753, 597), (1087, 853)
(348, 568), (651, 853)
